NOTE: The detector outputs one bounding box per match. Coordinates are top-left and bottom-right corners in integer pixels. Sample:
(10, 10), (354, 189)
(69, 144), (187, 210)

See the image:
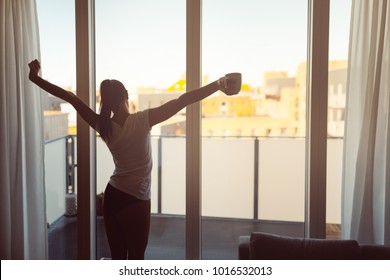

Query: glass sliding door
(37, 0), (77, 259)
(95, 0), (186, 259)
(201, 0), (308, 259)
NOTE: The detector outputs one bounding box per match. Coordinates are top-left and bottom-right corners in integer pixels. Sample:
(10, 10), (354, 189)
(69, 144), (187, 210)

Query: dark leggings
(103, 183), (151, 260)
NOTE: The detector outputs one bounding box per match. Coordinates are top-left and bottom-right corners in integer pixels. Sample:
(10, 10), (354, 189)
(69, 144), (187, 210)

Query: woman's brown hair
(98, 79), (128, 141)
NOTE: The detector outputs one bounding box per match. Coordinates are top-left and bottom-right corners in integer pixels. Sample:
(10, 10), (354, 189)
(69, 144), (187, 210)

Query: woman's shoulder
(130, 110), (150, 127)
(132, 109), (149, 117)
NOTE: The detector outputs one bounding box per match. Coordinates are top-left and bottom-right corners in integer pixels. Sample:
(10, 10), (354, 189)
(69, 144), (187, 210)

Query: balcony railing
(45, 135), (343, 225)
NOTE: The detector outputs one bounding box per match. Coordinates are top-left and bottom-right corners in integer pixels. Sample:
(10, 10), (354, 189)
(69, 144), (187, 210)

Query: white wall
(45, 138), (67, 225)
(258, 139), (306, 222)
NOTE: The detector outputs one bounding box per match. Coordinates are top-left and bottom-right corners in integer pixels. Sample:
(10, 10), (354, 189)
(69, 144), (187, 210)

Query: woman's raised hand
(28, 59), (41, 82)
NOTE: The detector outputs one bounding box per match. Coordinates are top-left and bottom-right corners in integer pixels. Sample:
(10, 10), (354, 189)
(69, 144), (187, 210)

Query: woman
(28, 59), (240, 259)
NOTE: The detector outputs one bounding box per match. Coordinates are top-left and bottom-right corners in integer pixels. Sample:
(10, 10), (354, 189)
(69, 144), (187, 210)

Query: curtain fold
(0, 0), (47, 259)
(342, 0), (390, 245)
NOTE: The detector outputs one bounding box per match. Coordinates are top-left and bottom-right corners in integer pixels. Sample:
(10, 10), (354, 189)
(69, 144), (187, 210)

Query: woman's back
(106, 110), (152, 200)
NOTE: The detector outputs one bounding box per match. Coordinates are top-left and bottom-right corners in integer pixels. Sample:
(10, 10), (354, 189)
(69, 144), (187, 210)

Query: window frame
(75, 0), (330, 259)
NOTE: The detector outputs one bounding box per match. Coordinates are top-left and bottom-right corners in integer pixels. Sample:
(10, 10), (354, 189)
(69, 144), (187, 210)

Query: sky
(36, 0), (351, 94)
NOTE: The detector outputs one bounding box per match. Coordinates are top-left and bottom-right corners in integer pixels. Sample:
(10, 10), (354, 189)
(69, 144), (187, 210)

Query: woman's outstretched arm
(28, 59), (99, 130)
(148, 81), (218, 127)
(148, 74), (240, 127)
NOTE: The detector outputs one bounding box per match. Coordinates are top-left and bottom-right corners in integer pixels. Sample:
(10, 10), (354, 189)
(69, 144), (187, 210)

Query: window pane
(37, 0), (77, 259)
(95, 0), (186, 260)
(326, 0), (352, 240)
(202, 0), (308, 259)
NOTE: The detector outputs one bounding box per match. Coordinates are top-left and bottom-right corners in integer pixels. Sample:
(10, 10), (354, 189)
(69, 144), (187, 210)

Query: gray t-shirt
(106, 110), (152, 200)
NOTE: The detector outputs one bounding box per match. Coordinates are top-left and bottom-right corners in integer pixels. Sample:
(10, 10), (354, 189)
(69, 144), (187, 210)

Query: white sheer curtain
(0, 0), (47, 259)
(342, 0), (390, 245)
